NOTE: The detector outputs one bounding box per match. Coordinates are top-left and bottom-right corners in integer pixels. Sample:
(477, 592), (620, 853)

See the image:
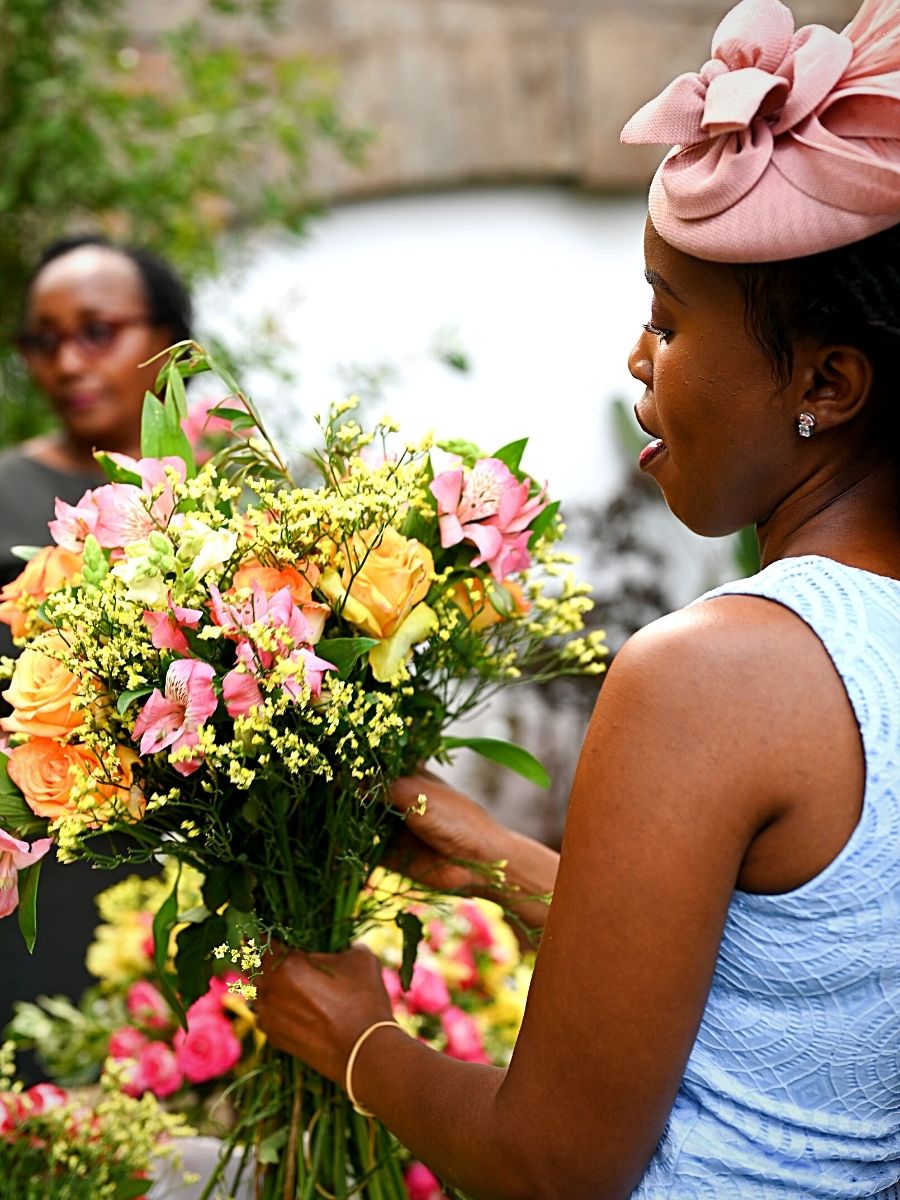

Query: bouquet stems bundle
(0, 346), (606, 1197)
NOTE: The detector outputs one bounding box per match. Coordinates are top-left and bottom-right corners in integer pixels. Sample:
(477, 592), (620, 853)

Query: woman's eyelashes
(643, 321), (673, 344)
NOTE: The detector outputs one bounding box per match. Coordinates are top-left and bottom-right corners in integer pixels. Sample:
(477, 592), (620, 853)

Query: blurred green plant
(0, 0), (371, 447)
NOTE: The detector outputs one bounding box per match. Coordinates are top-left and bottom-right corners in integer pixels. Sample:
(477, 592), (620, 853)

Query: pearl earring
(797, 412), (817, 439)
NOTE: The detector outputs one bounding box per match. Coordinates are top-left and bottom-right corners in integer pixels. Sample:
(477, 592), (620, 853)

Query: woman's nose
(628, 338), (652, 388)
(54, 336), (91, 376)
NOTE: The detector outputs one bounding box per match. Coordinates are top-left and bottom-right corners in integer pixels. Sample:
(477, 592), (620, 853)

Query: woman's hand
(388, 771), (559, 937)
(387, 770), (514, 894)
(254, 943), (394, 1084)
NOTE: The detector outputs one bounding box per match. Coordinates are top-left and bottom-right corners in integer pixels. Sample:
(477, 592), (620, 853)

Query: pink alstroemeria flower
(280, 647), (337, 702)
(144, 599), (203, 656)
(48, 490), (100, 552)
(132, 659), (218, 777)
(430, 458), (547, 582)
(222, 640), (265, 718)
(0, 829), (52, 919)
(103, 453), (187, 494)
(209, 583), (317, 651)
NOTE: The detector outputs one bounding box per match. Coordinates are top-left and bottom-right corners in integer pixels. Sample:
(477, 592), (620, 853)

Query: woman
(0, 236), (191, 1048)
(255, 2), (900, 1196)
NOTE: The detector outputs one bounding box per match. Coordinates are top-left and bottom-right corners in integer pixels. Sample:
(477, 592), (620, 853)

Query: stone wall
(126, 0), (859, 200)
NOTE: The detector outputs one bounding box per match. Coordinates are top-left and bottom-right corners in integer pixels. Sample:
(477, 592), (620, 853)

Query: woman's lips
(638, 438), (667, 470)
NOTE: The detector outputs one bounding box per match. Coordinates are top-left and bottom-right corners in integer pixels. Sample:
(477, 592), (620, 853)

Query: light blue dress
(631, 556), (900, 1199)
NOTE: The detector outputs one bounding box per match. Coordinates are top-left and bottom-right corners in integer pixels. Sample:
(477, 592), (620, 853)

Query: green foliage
(0, 0), (370, 446)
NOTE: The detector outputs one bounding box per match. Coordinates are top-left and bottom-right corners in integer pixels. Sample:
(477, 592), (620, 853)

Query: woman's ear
(797, 345), (874, 433)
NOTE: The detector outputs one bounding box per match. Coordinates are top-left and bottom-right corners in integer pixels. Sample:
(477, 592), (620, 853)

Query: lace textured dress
(632, 556), (900, 1199)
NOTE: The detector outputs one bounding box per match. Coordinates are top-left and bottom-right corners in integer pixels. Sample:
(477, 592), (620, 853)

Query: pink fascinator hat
(620, 0), (900, 262)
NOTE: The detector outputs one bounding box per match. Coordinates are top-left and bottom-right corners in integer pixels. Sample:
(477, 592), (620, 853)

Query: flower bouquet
(0, 344), (606, 1198)
(8, 865), (533, 1200)
(0, 1042), (191, 1200)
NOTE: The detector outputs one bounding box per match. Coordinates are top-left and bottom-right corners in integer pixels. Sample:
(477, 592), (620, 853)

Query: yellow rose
(0, 546), (83, 638)
(320, 528), (437, 682)
(2, 635), (86, 739)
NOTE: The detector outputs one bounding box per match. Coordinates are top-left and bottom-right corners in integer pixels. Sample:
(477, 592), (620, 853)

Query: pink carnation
(174, 1012), (241, 1084)
(404, 1163), (449, 1200)
(440, 1006), (490, 1064)
(126, 980), (171, 1030)
(108, 1026), (148, 1060)
(123, 1041), (183, 1099)
(405, 962), (451, 1016)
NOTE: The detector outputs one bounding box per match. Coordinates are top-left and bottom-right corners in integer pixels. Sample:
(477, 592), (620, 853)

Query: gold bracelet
(345, 1020), (399, 1117)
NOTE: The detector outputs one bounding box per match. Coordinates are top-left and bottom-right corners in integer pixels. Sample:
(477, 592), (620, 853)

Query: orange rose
(232, 558), (330, 642)
(451, 578), (529, 632)
(0, 546), (82, 638)
(7, 740), (141, 823)
(2, 635), (86, 739)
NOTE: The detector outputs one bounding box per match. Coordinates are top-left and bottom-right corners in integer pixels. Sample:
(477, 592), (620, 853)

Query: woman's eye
(643, 321), (672, 344)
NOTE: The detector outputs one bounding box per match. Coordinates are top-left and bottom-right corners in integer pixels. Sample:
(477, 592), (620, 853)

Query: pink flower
(103, 454), (187, 494)
(126, 981), (171, 1030)
(173, 1012), (241, 1084)
(382, 967), (405, 1010)
(131, 659), (218, 776)
(450, 942), (479, 991)
(108, 1026), (149, 1060)
(440, 1006), (490, 1064)
(430, 458), (547, 582)
(182, 396), (237, 448)
(222, 640), (265, 718)
(405, 963), (451, 1016)
(186, 976), (228, 1020)
(459, 901), (496, 953)
(26, 1083), (68, 1115)
(48, 490), (100, 551)
(123, 1040), (183, 1098)
(280, 647), (336, 702)
(0, 1094), (18, 1133)
(143, 599), (203, 656)
(404, 1162), (449, 1200)
(0, 829), (52, 919)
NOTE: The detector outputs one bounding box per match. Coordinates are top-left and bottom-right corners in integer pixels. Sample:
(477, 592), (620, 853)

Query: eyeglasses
(17, 316), (152, 363)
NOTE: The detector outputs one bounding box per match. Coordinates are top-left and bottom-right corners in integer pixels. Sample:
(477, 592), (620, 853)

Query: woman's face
(628, 220), (803, 538)
(20, 246), (174, 453)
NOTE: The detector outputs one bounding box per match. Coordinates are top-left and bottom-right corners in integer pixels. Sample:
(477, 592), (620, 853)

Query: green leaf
(140, 392), (196, 475)
(0, 759), (48, 838)
(17, 858), (44, 954)
(115, 1178), (154, 1200)
(315, 637), (379, 679)
(202, 351), (243, 398)
(153, 866), (187, 1028)
(491, 438), (528, 474)
(440, 736), (551, 789)
(164, 364), (189, 421)
(202, 865), (231, 912)
(257, 1127), (288, 1165)
(94, 452), (141, 486)
(394, 911), (424, 991)
(175, 913), (226, 1009)
(527, 499), (560, 549)
(116, 686), (154, 716)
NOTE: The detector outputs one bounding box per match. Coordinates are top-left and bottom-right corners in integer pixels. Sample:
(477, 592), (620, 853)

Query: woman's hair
(729, 223), (900, 398)
(25, 234), (193, 343)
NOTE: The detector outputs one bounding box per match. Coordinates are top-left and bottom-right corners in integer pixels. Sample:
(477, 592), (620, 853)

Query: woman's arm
(257, 596), (862, 1200)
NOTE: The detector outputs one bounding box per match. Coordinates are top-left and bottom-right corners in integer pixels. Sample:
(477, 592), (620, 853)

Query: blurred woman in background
(0, 236), (192, 1060)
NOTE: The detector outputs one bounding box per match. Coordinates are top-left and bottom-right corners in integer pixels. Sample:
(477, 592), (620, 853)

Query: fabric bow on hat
(621, 0), (900, 262)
